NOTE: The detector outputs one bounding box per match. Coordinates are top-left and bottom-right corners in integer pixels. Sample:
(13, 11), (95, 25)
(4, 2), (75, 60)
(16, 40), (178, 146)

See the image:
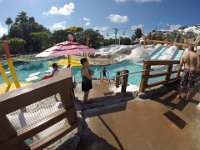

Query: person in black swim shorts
(80, 58), (97, 103)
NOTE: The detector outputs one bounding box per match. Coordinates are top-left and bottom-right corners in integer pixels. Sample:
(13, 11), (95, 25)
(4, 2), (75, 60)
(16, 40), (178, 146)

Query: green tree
(104, 38), (116, 46)
(0, 42), (4, 55)
(8, 38), (26, 54)
(30, 32), (53, 52)
(132, 28), (143, 41)
(15, 11), (28, 38)
(8, 12), (49, 53)
(53, 30), (68, 43)
(120, 37), (131, 45)
(5, 17), (13, 33)
(76, 29), (104, 49)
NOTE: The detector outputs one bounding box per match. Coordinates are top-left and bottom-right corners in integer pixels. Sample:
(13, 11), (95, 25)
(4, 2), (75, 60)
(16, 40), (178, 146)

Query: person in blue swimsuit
(80, 58), (96, 103)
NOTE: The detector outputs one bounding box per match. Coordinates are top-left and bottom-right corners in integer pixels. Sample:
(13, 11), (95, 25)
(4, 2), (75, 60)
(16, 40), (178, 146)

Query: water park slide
(158, 46), (178, 60)
(150, 46), (169, 60)
(149, 46), (164, 59)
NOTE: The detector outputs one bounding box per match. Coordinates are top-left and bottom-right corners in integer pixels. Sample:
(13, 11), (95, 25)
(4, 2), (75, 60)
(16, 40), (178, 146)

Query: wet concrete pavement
(76, 80), (200, 150)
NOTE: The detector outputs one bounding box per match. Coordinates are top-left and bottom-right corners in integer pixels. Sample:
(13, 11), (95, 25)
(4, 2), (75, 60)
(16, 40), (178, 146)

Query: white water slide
(149, 46), (184, 61)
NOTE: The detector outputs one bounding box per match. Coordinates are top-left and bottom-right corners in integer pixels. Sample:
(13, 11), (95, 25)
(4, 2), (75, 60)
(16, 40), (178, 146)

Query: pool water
(0, 58), (166, 87)
(0, 59), (144, 86)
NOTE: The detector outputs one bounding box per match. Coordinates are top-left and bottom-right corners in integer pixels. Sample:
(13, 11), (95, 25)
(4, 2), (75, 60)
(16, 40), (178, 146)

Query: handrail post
(166, 64), (173, 83)
(139, 61), (150, 92)
(121, 70), (129, 93)
(59, 79), (77, 126)
(0, 116), (29, 150)
(115, 71), (121, 88)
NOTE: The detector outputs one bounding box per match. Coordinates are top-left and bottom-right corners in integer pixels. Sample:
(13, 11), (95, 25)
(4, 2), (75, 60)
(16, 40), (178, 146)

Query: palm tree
(5, 17), (13, 33)
(15, 11), (28, 38)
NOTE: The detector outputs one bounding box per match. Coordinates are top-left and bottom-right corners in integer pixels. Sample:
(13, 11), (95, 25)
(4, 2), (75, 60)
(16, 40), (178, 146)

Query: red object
(86, 35), (90, 46)
(4, 41), (11, 59)
(42, 75), (53, 80)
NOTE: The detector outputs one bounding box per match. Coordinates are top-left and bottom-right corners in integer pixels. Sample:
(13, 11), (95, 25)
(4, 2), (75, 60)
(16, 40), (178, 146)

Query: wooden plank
(166, 64), (173, 81)
(143, 60), (180, 65)
(1, 107), (76, 148)
(146, 80), (167, 88)
(139, 63), (151, 92)
(0, 116), (29, 150)
(60, 88), (77, 125)
(169, 77), (179, 82)
(146, 40), (188, 47)
(0, 69), (72, 116)
(30, 124), (77, 150)
(146, 72), (168, 78)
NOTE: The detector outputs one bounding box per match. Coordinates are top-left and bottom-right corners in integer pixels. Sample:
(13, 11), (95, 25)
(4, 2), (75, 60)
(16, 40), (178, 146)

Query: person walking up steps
(177, 45), (200, 101)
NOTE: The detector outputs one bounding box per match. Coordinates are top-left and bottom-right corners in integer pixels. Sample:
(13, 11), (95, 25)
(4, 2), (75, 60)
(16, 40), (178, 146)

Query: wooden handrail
(139, 60), (182, 92)
(145, 40), (188, 47)
(0, 68), (77, 150)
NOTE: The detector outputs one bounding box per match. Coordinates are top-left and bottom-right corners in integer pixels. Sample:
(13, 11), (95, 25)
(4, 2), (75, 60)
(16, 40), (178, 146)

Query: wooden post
(166, 64), (173, 82)
(0, 116), (29, 150)
(115, 71), (121, 88)
(144, 40), (146, 49)
(60, 83), (77, 126)
(139, 61), (151, 92)
(121, 70), (129, 93)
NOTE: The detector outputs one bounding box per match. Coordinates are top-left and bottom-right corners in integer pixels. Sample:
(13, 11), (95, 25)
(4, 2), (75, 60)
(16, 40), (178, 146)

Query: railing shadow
(144, 81), (199, 111)
(75, 93), (133, 118)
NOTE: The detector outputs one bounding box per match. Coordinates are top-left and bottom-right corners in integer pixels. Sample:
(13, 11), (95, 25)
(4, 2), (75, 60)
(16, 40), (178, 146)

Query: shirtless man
(177, 45), (200, 100)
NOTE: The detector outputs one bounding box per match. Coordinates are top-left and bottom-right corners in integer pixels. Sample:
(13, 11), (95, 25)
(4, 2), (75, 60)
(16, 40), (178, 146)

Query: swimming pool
(0, 57), (168, 87)
(0, 58), (145, 86)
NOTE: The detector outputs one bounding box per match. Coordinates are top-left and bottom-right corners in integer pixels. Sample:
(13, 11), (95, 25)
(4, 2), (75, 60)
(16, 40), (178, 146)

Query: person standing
(103, 67), (107, 79)
(80, 58), (96, 103)
(177, 45), (200, 100)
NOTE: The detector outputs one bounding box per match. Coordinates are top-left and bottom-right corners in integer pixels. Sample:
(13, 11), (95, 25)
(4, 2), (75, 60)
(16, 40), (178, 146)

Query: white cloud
(93, 26), (109, 34)
(107, 14), (128, 23)
(131, 24), (143, 30)
(43, 3), (74, 16)
(0, 23), (7, 37)
(93, 26), (109, 32)
(115, 0), (161, 3)
(169, 24), (181, 30)
(85, 22), (91, 26)
(49, 21), (67, 31)
(83, 17), (91, 26)
(83, 17), (91, 22)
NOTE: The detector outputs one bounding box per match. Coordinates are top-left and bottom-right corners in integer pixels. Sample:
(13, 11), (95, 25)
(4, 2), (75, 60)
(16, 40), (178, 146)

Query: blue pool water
(0, 59), (145, 86)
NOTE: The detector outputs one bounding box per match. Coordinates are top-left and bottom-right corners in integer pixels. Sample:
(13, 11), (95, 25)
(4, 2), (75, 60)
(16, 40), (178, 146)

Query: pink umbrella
(36, 41), (96, 57)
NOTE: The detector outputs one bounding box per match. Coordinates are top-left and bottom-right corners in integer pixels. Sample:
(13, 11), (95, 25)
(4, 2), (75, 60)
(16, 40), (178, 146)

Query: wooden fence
(139, 60), (182, 92)
(0, 68), (77, 150)
(144, 40), (188, 48)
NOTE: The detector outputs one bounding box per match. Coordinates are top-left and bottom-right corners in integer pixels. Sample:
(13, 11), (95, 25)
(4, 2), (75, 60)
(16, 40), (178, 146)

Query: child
(103, 67), (107, 79)
(80, 58), (96, 102)
(51, 63), (59, 76)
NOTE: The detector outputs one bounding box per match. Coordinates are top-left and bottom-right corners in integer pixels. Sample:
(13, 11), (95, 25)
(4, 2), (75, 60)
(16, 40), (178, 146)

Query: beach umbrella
(35, 40), (96, 65)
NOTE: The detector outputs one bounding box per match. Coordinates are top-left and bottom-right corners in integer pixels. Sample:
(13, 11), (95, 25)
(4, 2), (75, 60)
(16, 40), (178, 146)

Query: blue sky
(0, 0), (200, 37)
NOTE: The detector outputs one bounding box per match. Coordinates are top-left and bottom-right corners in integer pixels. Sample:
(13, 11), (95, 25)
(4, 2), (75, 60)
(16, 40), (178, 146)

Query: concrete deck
(75, 80), (200, 150)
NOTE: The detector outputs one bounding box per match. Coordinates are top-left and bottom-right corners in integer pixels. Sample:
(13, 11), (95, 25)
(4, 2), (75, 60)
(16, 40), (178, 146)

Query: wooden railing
(0, 68), (77, 150)
(139, 60), (182, 92)
(144, 40), (188, 48)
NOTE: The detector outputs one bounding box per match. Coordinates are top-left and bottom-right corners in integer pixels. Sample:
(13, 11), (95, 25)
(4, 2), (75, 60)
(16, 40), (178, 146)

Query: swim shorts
(180, 69), (196, 89)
